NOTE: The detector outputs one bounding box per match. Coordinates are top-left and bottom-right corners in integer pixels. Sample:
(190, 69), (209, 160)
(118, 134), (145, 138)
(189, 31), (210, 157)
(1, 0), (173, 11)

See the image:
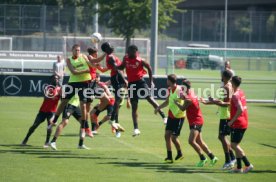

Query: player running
(50, 95), (91, 150)
(228, 76), (253, 173)
(155, 74), (185, 163)
(21, 75), (61, 148)
(114, 44), (167, 136)
(200, 70), (236, 169)
(174, 79), (218, 167)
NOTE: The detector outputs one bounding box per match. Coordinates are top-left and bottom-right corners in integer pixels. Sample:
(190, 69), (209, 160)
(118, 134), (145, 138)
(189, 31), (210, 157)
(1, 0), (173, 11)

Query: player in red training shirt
(115, 45), (167, 136)
(227, 76), (253, 173)
(174, 79), (218, 167)
(21, 75), (61, 148)
(100, 42), (128, 137)
(90, 73), (125, 134)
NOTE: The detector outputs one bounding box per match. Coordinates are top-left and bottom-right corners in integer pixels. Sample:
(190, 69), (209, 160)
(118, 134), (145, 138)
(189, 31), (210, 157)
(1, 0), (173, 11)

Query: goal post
(166, 46), (276, 74)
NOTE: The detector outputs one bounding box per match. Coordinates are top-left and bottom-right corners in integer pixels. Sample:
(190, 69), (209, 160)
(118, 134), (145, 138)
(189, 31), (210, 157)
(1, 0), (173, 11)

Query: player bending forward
(50, 95), (92, 150)
(90, 73), (125, 135)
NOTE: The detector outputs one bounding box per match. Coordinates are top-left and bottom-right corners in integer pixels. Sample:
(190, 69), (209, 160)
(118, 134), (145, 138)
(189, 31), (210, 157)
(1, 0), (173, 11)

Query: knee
(231, 143), (237, 150)
(188, 139), (195, 145)
(171, 135), (178, 142)
(165, 133), (170, 140)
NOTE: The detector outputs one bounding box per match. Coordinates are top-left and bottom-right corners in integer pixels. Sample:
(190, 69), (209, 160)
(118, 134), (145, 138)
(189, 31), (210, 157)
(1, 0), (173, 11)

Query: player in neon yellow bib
(49, 44), (106, 139)
(155, 74), (185, 163)
(200, 70), (236, 169)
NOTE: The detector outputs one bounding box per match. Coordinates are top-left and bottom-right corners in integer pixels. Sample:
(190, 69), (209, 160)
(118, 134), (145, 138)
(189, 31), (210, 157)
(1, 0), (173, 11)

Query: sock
(81, 120), (86, 129)
(78, 139), (83, 146)
(92, 123), (97, 131)
(133, 120), (138, 129)
(99, 121), (103, 126)
(177, 150), (182, 156)
(200, 154), (206, 160)
(242, 156), (251, 167)
(45, 128), (52, 143)
(208, 153), (215, 160)
(237, 158), (242, 169)
(158, 110), (166, 119)
(84, 121), (89, 129)
(225, 152), (231, 163)
(95, 110), (100, 116)
(229, 150), (236, 161)
(53, 115), (59, 124)
(167, 151), (172, 159)
(51, 137), (57, 143)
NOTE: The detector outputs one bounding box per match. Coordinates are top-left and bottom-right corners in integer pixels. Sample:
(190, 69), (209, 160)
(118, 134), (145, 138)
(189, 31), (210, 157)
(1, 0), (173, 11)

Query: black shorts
(230, 128), (246, 143)
(219, 119), (231, 136)
(111, 75), (126, 100)
(128, 79), (151, 102)
(35, 111), (55, 124)
(62, 104), (82, 120)
(165, 117), (184, 136)
(63, 82), (90, 102)
(189, 124), (203, 132)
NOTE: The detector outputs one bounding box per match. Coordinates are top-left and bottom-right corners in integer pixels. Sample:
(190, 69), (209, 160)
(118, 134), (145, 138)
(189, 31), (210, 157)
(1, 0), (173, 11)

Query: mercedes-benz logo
(2, 76), (22, 95)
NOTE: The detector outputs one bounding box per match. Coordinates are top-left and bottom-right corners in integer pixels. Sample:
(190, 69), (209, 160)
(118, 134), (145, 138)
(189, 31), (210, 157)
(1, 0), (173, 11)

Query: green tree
(97, 0), (183, 50)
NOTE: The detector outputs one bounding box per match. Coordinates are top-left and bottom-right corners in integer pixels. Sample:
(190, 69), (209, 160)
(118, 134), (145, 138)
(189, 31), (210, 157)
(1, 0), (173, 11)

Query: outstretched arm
(174, 99), (192, 111)
(87, 53), (106, 64)
(155, 97), (169, 114)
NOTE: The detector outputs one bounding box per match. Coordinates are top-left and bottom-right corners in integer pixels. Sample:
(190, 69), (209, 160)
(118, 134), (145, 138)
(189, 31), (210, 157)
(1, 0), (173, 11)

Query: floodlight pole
(224, 0), (228, 60)
(93, 3), (99, 33)
(150, 0), (158, 75)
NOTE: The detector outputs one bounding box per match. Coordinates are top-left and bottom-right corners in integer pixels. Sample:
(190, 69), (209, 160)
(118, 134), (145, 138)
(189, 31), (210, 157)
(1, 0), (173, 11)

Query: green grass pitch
(0, 97), (276, 182)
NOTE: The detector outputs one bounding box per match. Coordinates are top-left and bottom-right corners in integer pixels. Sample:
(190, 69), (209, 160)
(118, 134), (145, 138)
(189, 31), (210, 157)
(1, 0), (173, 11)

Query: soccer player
(50, 95), (91, 150)
(200, 70), (236, 169)
(174, 79), (218, 167)
(49, 44), (105, 138)
(21, 75), (61, 147)
(115, 44), (167, 136)
(90, 73), (125, 135)
(155, 74), (185, 163)
(100, 42), (128, 136)
(228, 76), (253, 173)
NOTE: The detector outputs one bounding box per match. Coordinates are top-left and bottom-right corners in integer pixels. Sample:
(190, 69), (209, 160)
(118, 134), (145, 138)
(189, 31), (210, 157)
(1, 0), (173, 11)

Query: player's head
(57, 55), (62, 62)
(101, 42), (114, 54)
(50, 75), (59, 86)
(95, 72), (101, 82)
(222, 70), (233, 82)
(231, 76), (242, 88)
(127, 45), (138, 58)
(225, 60), (231, 69)
(72, 44), (81, 57)
(167, 74), (177, 87)
(182, 78), (191, 90)
(87, 47), (98, 57)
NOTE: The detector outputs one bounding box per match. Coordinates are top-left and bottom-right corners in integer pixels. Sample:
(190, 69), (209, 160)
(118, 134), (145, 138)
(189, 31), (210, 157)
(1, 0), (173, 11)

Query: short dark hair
(101, 42), (114, 54)
(182, 78), (191, 89)
(232, 76), (242, 87)
(128, 45), (138, 52)
(72, 44), (80, 50)
(87, 47), (98, 55)
(167, 74), (177, 84)
(222, 70), (233, 79)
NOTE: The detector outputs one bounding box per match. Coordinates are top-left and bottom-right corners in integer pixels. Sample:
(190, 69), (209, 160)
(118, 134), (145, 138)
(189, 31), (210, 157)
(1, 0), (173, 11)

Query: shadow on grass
(259, 143), (276, 149)
(250, 170), (276, 173)
(99, 161), (223, 174)
(0, 143), (133, 161)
